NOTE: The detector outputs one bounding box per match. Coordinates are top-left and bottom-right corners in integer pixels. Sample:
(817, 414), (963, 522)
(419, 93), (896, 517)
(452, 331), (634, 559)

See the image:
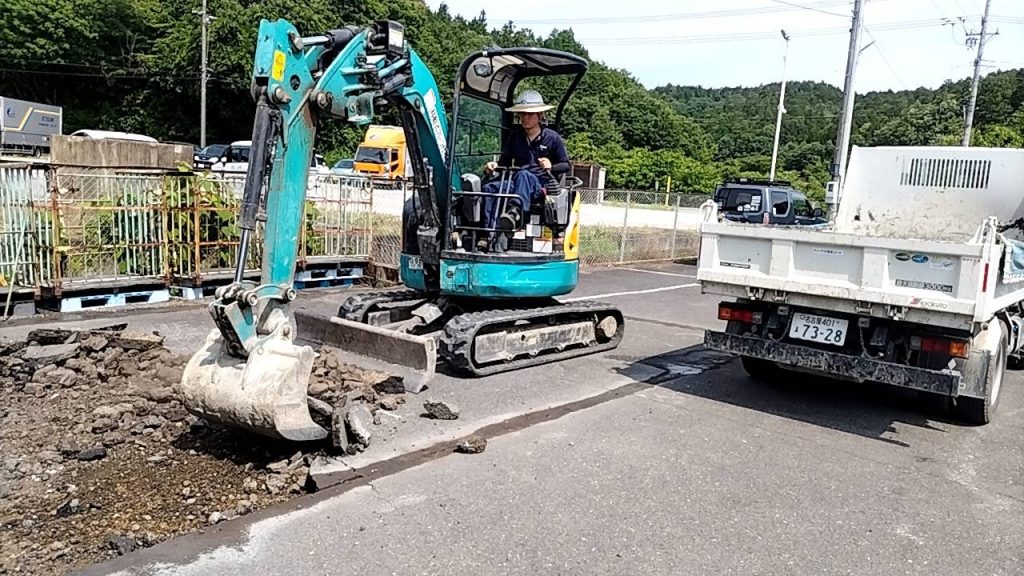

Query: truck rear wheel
(954, 324), (1007, 425)
(740, 356), (781, 382)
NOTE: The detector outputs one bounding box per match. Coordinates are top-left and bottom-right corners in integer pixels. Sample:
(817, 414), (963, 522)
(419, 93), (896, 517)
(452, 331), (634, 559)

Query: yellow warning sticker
(271, 50), (286, 81)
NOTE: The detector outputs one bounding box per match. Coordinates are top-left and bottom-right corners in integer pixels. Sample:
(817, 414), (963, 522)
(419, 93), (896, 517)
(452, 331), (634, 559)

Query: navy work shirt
(498, 126), (571, 190)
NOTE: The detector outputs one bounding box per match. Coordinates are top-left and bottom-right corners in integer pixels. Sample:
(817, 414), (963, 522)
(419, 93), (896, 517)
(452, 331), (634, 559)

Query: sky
(424, 0), (1024, 92)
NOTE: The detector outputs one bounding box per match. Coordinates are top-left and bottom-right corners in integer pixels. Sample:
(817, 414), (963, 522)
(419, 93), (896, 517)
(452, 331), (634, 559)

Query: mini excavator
(177, 19), (624, 440)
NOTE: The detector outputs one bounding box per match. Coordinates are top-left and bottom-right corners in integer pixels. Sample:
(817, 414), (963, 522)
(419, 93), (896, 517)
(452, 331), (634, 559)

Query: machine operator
(479, 90), (570, 250)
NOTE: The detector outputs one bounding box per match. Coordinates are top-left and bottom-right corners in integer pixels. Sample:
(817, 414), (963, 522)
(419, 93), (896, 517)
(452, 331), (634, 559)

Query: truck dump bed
(698, 146), (1024, 331)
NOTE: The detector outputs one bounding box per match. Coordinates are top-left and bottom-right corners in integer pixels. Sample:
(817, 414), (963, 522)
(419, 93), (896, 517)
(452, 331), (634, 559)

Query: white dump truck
(697, 146), (1024, 424)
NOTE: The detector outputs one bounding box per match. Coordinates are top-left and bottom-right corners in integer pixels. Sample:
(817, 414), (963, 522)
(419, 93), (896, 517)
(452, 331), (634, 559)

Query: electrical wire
(491, 0), (854, 26)
(578, 17), (979, 45)
(766, 0), (850, 18)
(863, 28), (909, 90)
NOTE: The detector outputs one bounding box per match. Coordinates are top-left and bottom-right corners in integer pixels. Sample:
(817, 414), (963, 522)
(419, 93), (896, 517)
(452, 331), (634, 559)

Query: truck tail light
(982, 262), (990, 293)
(948, 340), (970, 358)
(718, 305), (763, 324)
(910, 335), (970, 358)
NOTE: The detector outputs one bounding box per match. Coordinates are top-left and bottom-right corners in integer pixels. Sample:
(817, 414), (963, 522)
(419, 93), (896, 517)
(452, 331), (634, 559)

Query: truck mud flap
(293, 310), (436, 393)
(704, 330), (963, 395)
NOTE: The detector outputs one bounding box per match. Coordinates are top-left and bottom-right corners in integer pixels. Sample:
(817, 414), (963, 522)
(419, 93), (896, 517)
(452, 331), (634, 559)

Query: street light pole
(962, 0), (994, 146)
(198, 0), (212, 148)
(769, 30), (791, 182)
(826, 0), (866, 222)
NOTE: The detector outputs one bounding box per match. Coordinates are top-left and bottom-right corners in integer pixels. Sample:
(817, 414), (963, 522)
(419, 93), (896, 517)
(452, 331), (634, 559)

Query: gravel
(455, 436), (488, 454)
(423, 399), (461, 420)
(0, 328), (409, 575)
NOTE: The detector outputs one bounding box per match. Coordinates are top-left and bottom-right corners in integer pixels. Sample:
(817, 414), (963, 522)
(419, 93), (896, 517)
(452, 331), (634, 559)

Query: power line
(0, 56), (149, 71)
(863, 28), (909, 89)
(490, 1), (854, 26)
(766, 0), (849, 18)
(0, 66), (239, 83)
(578, 17), (978, 45)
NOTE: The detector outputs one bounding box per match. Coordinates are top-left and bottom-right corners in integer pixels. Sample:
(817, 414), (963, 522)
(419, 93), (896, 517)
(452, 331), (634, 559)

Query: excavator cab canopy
(447, 47), (588, 180)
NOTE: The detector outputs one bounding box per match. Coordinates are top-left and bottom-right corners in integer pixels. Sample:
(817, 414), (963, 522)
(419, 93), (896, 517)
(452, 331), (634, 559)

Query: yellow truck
(353, 125), (412, 180)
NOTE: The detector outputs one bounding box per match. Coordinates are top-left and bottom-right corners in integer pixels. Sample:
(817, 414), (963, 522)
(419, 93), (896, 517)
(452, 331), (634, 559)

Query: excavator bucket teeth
(176, 330), (327, 442)
(293, 310), (437, 393)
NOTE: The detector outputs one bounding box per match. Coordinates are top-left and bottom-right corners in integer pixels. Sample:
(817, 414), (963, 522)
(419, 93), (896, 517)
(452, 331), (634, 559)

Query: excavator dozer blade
(175, 330), (328, 442)
(293, 310), (437, 393)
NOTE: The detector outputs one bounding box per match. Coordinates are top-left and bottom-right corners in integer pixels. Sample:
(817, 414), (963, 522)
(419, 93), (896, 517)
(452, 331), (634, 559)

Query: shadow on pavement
(617, 344), (960, 447)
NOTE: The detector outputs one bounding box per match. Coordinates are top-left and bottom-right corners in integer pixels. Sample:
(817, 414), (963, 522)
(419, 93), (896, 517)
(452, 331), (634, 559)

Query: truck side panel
(1, 97), (62, 150)
(835, 146), (1024, 242)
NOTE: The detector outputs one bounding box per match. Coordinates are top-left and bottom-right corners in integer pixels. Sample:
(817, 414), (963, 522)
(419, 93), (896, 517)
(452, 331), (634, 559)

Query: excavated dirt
(0, 324), (406, 575)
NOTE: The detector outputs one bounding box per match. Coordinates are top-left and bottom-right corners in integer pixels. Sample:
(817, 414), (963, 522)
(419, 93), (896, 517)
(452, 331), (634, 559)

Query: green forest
(2, 0), (1022, 198)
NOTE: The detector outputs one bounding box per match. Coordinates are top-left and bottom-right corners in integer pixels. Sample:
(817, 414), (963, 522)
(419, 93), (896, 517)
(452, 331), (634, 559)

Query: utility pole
(962, 0), (994, 146)
(769, 29), (791, 182)
(196, 0), (213, 148)
(827, 0), (865, 218)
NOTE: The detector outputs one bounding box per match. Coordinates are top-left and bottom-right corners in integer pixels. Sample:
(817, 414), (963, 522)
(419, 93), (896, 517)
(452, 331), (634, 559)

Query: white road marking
(619, 267), (696, 278)
(561, 283), (699, 302)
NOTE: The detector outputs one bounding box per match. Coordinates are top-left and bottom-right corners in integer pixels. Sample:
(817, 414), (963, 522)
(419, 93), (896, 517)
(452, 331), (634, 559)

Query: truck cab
(354, 125), (411, 180)
(714, 178), (825, 226)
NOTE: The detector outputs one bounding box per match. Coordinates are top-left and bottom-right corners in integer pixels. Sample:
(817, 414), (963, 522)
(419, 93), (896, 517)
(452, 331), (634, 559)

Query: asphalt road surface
(75, 263), (1023, 576)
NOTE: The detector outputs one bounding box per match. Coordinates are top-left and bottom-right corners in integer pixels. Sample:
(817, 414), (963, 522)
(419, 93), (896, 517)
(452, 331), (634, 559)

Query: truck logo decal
(813, 248), (843, 256)
(911, 254), (929, 264)
(721, 261), (751, 269)
(895, 252), (911, 261)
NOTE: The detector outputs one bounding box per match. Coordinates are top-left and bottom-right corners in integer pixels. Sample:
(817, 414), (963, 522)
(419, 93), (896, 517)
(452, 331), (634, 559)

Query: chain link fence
(0, 165), (47, 290)
(366, 179), (409, 268)
(574, 189), (705, 268)
(44, 171), (167, 290)
(0, 162), (705, 296)
(0, 165), (374, 293)
(363, 182), (706, 269)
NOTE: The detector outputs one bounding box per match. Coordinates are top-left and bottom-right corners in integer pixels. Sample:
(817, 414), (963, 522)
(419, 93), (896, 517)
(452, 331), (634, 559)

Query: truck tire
(954, 324), (1007, 425)
(740, 356), (781, 382)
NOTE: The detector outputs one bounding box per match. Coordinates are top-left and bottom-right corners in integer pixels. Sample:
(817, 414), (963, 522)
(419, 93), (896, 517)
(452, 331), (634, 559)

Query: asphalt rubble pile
(0, 324), (409, 575)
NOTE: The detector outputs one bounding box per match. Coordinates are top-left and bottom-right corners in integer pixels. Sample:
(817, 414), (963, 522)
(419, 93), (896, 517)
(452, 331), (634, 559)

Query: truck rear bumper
(704, 330), (962, 396)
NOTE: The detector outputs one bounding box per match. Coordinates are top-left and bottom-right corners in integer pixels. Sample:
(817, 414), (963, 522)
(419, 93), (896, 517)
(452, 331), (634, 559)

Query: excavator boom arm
(176, 19), (452, 441)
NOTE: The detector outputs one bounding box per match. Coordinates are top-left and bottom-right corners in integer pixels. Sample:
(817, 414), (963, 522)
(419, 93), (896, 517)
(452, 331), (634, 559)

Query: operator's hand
(485, 161), (498, 174)
(538, 157), (552, 170)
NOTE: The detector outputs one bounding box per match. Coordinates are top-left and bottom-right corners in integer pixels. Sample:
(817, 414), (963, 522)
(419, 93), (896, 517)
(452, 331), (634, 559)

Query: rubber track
(337, 288), (424, 322)
(439, 301), (625, 376)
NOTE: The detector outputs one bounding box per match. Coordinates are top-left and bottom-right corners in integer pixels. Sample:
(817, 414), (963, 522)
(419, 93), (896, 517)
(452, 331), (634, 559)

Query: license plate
(407, 256), (422, 270)
(789, 313), (848, 346)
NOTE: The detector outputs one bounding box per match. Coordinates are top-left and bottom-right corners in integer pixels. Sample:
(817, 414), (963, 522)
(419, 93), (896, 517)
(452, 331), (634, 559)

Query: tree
(0, 1), (1019, 194)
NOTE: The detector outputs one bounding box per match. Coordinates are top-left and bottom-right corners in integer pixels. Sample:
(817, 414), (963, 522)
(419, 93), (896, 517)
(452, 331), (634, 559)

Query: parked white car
(209, 140), (331, 197)
(210, 140), (330, 175)
(70, 130), (158, 143)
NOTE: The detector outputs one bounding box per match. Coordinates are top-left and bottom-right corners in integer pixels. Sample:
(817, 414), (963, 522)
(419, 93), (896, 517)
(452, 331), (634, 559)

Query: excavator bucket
(176, 330), (328, 442)
(293, 310), (437, 393)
